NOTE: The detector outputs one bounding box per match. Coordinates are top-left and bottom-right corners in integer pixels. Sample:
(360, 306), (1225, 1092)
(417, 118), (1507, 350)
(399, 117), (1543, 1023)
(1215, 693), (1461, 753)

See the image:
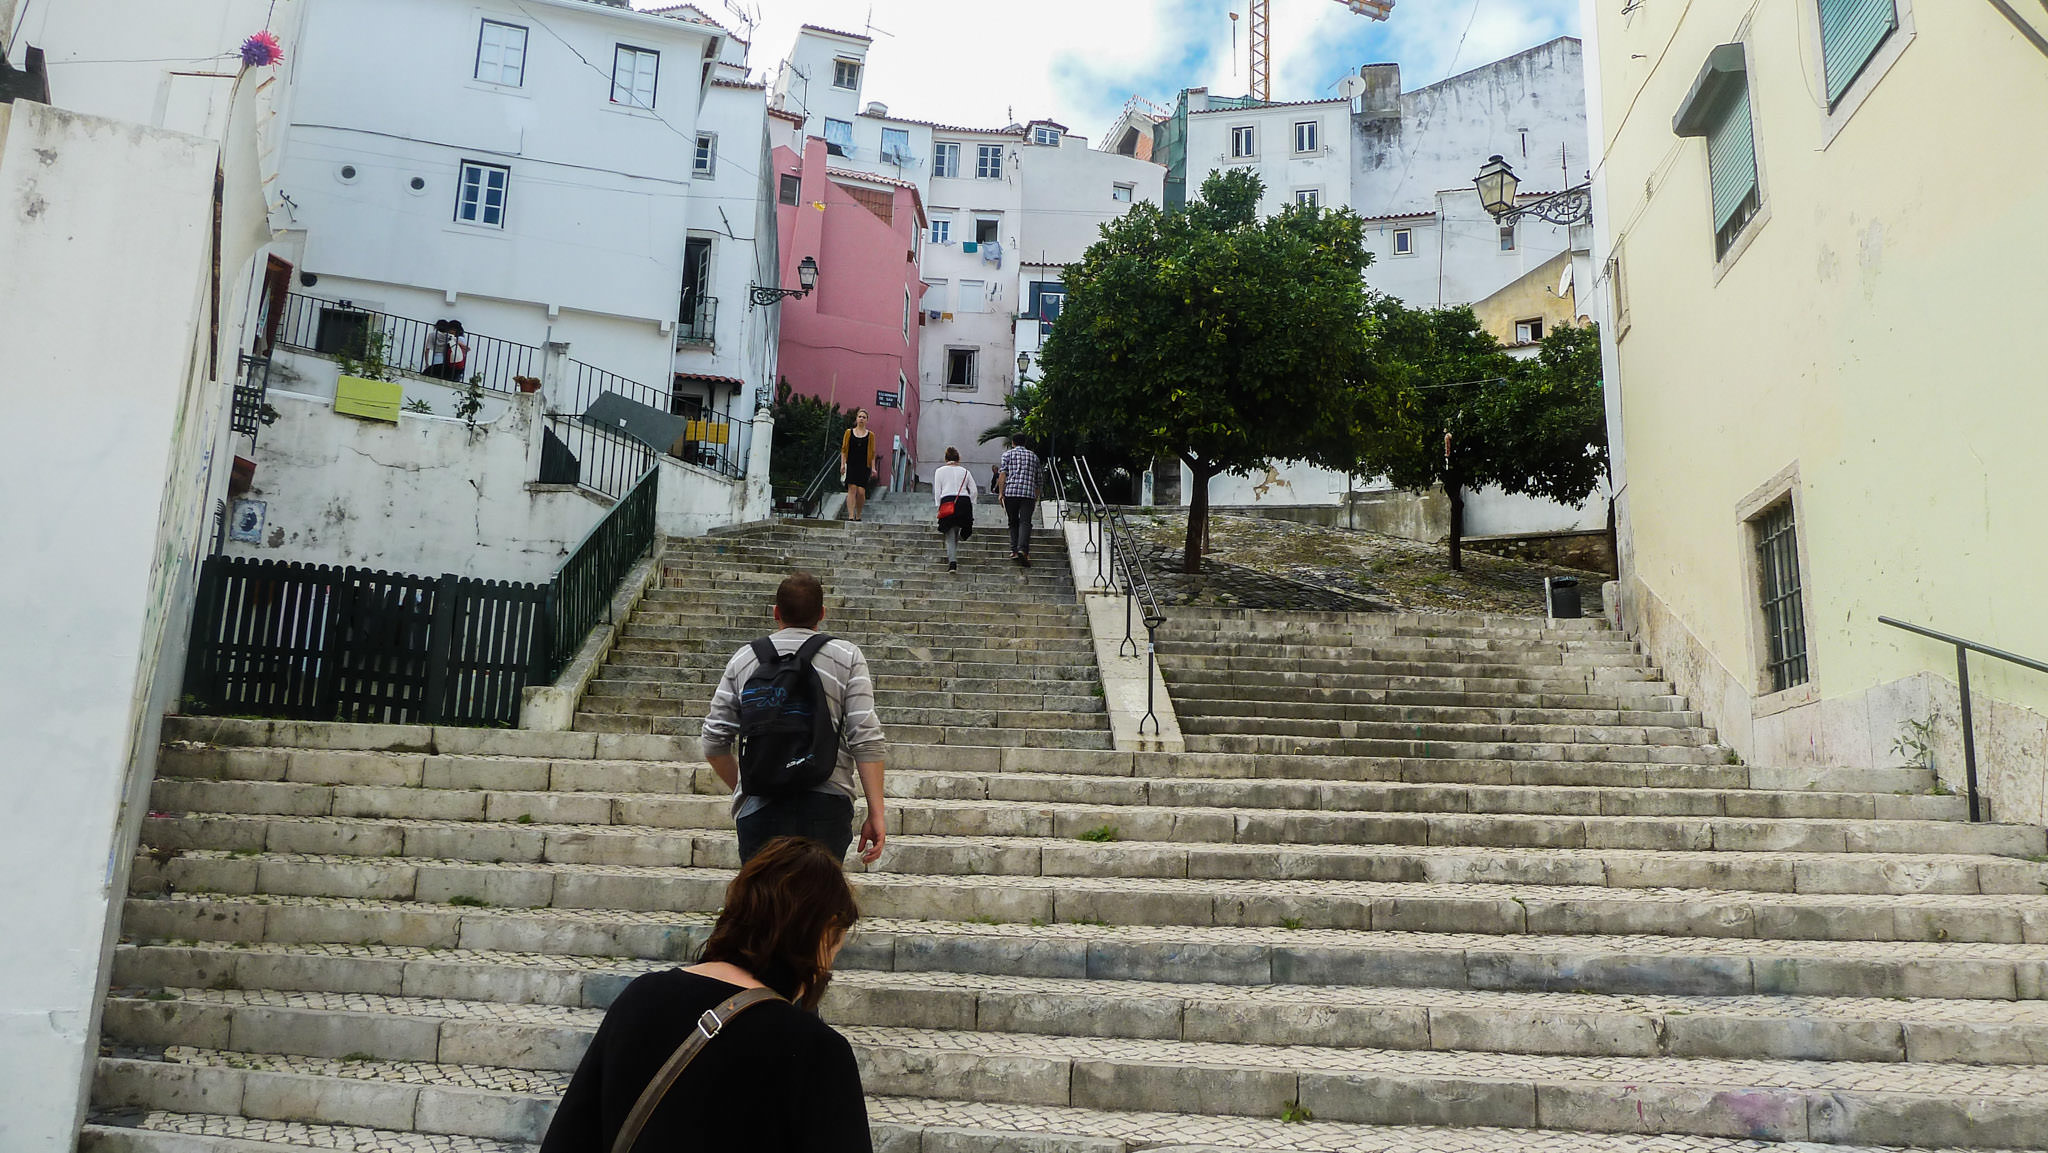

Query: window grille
(1755, 500), (1810, 691)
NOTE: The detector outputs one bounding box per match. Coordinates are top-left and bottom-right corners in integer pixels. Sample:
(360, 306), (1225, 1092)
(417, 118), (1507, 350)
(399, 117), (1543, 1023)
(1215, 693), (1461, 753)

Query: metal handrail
(545, 466), (659, 680)
(1878, 616), (2048, 823)
(1068, 456), (1167, 735)
(796, 449), (842, 517)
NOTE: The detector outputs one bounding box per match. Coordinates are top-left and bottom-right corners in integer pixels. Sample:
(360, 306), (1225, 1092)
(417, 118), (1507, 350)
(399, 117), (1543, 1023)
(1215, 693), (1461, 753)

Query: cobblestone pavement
(1123, 510), (1609, 616)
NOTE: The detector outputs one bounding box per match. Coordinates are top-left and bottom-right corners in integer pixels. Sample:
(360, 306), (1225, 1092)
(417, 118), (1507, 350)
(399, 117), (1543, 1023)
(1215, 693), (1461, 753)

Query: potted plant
(514, 375), (543, 394)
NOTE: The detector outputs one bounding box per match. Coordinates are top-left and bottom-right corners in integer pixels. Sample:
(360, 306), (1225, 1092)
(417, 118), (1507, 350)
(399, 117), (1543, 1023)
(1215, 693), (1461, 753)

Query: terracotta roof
(712, 78), (765, 90)
(1188, 96), (1350, 115)
(827, 166), (917, 192)
(1026, 118), (1069, 130)
(801, 23), (872, 42)
(902, 119), (1022, 136)
(1358, 210), (1436, 224)
(641, 3), (724, 31)
(767, 107), (805, 125)
(675, 371), (746, 386)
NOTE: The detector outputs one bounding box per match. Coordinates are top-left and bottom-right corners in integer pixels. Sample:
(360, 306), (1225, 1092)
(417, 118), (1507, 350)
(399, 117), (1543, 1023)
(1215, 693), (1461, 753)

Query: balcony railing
(275, 293), (538, 395)
(678, 296), (717, 345)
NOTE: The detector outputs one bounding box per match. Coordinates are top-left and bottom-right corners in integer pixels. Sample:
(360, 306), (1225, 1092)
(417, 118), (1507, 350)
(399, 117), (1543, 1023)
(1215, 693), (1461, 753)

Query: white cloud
(662, 1), (1575, 141)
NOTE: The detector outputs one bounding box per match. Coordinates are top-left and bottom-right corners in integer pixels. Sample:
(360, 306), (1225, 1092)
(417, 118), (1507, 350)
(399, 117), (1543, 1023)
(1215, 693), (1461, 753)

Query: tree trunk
(1447, 482), (1465, 572)
(1184, 464), (1214, 574)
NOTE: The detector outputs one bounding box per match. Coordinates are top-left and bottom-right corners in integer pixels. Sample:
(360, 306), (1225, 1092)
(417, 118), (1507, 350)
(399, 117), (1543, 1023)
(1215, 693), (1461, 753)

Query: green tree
(1352, 301), (1608, 570)
(768, 379), (851, 501)
(1032, 169), (1376, 572)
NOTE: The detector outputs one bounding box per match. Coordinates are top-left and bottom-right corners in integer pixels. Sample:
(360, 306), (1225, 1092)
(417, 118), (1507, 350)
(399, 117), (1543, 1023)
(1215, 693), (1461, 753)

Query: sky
(664, 0), (1579, 140)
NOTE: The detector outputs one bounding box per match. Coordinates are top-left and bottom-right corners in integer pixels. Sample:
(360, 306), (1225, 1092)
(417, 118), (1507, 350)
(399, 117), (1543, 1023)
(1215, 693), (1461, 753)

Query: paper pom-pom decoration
(240, 31), (283, 68)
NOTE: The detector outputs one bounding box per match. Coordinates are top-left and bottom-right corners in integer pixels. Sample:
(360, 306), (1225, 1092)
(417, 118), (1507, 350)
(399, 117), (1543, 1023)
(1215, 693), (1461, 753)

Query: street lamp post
(748, 255), (819, 308)
(1472, 154), (1592, 227)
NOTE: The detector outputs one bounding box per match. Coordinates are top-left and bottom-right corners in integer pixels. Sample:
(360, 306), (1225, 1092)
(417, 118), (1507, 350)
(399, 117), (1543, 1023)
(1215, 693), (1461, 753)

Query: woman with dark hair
(538, 837), (871, 1153)
(839, 409), (876, 522)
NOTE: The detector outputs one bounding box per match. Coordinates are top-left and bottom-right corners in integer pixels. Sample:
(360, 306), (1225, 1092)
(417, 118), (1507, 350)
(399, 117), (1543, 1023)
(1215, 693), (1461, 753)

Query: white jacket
(933, 463), (978, 505)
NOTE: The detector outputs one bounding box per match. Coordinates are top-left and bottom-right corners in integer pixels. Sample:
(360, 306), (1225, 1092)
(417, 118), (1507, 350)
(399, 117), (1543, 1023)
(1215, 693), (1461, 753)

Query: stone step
(1170, 635), (1645, 657)
(119, 898), (2048, 999)
(1165, 654), (1664, 680)
(591, 651), (1101, 680)
(1166, 668), (1677, 696)
(574, 698), (1102, 731)
(160, 718), (691, 763)
(90, 1024), (2048, 1148)
(572, 712), (1115, 745)
(124, 857), (2048, 944)
(1170, 683), (1695, 712)
(1168, 643), (1649, 668)
(81, 1117), (533, 1153)
(608, 634), (1095, 663)
(1172, 699), (1704, 728)
(656, 570), (1076, 598)
(152, 748), (1961, 820)
(619, 615), (1095, 640)
(110, 944), (2048, 1066)
(1176, 715), (1715, 748)
(580, 680), (1108, 714)
(1180, 733), (1727, 765)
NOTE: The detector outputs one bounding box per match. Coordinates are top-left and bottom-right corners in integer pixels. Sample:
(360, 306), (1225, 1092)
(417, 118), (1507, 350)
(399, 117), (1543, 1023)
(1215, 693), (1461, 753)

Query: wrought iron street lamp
(748, 256), (818, 308)
(1017, 351), (1032, 380)
(1472, 154), (1592, 227)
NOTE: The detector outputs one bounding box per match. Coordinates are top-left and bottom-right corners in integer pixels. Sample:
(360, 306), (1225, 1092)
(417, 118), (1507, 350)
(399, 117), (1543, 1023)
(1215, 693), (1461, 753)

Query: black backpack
(735, 634), (841, 799)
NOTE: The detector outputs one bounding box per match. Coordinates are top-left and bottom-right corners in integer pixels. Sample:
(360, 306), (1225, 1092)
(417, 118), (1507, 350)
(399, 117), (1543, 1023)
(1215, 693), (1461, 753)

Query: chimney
(1357, 64), (1400, 120)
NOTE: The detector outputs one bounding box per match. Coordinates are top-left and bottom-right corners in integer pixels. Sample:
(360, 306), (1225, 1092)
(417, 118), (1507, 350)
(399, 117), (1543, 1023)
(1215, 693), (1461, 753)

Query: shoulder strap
(748, 637), (780, 669)
(794, 633), (833, 664)
(609, 986), (783, 1153)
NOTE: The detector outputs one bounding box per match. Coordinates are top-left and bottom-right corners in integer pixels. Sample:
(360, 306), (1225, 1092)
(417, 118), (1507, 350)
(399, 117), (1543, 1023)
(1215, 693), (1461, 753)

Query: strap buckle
(696, 1007), (726, 1039)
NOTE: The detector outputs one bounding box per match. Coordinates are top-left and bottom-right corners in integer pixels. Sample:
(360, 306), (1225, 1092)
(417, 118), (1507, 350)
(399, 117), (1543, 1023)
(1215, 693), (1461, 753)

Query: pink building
(773, 137), (925, 489)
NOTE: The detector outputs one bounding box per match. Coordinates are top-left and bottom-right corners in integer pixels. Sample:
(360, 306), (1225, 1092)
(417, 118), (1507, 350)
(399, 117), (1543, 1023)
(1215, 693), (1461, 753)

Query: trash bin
(1547, 576), (1582, 619)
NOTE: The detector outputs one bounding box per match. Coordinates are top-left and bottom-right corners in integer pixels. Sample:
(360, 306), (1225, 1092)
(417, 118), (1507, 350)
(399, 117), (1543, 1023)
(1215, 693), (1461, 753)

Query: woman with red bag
(933, 446), (978, 573)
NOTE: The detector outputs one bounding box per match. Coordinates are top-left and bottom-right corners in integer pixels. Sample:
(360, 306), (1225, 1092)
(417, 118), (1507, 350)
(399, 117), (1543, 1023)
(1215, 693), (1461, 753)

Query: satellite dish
(1557, 263), (1575, 299)
(1337, 74), (1369, 100)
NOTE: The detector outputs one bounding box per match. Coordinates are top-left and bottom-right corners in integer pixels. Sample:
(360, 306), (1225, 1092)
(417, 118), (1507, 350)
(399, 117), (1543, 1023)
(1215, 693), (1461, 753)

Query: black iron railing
(547, 466), (659, 680)
(1878, 616), (2048, 823)
(542, 414), (658, 503)
(564, 358), (670, 414)
(673, 414), (753, 481)
(275, 292), (539, 394)
(678, 295), (718, 344)
(232, 353), (275, 442)
(793, 450), (842, 517)
(1067, 456), (1167, 735)
(182, 556), (549, 726)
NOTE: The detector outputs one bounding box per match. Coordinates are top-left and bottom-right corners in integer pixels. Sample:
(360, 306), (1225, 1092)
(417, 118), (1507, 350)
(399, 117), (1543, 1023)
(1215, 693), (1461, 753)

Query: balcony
(677, 295), (717, 347)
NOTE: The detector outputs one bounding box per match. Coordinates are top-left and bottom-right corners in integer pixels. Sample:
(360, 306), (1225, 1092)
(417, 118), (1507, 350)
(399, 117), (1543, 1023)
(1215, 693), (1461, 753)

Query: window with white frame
(976, 143), (1003, 179)
(1230, 125), (1254, 158)
(1392, 228), (1413, 255)
(880, 127), (911, 164)
(924, 279), (949, 313)
(945, 347), (977, 389)
(694, 133), (716, 176)
(1817, 0), (1899, 107)
(957, 279), (985, 313)
(1112, 183), (1133, 203)
(778, 173), (801, 206)
(1293, 120), (1318, 153)
(475, 20), (527, 86)
(1515, 317), (1544, 344)
(1031, 125), (1060, 146)
(974, 217), (999, 245)
(932, 142), (960, 179)
(832, 58), (861, 90)
(823, 118), (853, 156)
(1498, 224), (1515, 251)
(1295, 189), (1319, 208)
(611, 45), (658, 109)
(929, 216), (952, 245)
(455, 160), (510, 227)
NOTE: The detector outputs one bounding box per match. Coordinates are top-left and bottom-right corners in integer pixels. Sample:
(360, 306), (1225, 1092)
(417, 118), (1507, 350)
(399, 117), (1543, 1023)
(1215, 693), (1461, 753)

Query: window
(881, 127), (911, 164)
(957, 279), (985, 313)
(945, 348), (977, 389)
(475, 20), (527, 86)
(1112, 183), (1134, 203)
(1706, 81), (1761, 259)
(924, 279), (949, 312)
(1753, 500), (1809, 691)
(455, 160), (509, 227)
(693, 133), (716, 176)
(611, 45), (659, 109)
(1515, 318), (1544, 344)
(778, 173), (801, 206)
(1818, 0), (1898, 106)
(1499, 224), (1516, 251)
(1230, 126), (1254, 158)
(1392, 228), (1413, 255)
(933, 142), (960, 179)
(1608, 245), (1630, 337)
(903, 289), (911, 338)
(1031, 125), (1060, 146)
(823, 118), (854, 156)
(679, 237), (712, 338)
(1295, 189), (1319, 208)
(976, 143), (1004, 179)
(832, 58), (861, 90)
(974, 218), (999, 245)
(929, 216), (951, 245)
(1028, 281), (1065, 323)
(1293, 120), (1318, 153)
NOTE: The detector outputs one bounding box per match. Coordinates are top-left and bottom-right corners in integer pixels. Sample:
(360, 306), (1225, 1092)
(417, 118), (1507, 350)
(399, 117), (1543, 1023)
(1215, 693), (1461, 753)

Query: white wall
(773, 26), (869, 139)
(915, 132), (1024, 481)
(679, 77), (780, 419)
(13, 0), (296, 135)
(1184, 98), (1353, 216)
(0, 101), (223, 1153)
(276, 0), (717, 387)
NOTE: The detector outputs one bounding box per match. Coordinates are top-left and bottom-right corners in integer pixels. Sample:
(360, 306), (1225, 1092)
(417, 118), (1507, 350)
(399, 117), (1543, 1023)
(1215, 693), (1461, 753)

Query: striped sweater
(700, 628), (886, 814)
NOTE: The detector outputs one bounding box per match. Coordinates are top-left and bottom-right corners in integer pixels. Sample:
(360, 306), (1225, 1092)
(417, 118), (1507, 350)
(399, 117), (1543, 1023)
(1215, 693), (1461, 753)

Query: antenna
(720, 0), (760, 42)
(863, 5), (894, 39)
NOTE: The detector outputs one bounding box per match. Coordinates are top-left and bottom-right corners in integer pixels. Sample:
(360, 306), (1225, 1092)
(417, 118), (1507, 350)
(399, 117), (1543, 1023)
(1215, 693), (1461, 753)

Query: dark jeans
(735, 790), (855, 862)
(1005, 496), (1036, 556)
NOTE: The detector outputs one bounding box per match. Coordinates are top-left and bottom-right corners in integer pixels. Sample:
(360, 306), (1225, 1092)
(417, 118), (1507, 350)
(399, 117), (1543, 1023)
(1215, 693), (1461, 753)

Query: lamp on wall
(1472, 154), (1592, 226)
(748, 256), (820, 308)
(1017, 351), (1032, 379)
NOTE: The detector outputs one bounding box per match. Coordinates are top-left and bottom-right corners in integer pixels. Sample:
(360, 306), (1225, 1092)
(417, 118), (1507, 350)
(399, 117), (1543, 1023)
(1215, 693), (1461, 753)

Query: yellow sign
(334, 375), (403, 423)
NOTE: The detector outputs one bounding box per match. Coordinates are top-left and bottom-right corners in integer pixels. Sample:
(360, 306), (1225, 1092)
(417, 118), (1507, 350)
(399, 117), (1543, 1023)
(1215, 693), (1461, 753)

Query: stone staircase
(86, 518), (2048, 1152)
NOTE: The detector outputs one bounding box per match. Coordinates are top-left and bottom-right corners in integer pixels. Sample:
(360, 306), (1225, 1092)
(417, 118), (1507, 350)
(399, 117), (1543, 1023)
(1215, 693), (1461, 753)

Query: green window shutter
(1706, 84), (1758, 231)
(1819, 0), (1898, 105)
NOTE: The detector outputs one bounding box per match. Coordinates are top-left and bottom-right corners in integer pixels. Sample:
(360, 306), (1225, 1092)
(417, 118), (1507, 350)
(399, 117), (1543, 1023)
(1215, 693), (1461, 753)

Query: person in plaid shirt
(996, 437), (1042, 566)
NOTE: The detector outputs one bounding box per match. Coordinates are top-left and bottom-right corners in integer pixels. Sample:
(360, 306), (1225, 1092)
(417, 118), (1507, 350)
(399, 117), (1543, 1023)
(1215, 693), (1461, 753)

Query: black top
(539, 970), (872, 1153)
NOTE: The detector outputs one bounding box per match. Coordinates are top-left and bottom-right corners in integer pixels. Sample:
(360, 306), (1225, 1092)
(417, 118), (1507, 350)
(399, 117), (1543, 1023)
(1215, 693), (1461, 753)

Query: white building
(1183, 94), (1356, 217)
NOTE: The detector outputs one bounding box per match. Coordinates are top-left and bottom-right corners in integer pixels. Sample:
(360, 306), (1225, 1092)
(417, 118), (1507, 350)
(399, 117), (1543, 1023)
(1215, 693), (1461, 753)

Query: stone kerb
(1062, 511), (1185, 753)
(521, 547), (665, 732)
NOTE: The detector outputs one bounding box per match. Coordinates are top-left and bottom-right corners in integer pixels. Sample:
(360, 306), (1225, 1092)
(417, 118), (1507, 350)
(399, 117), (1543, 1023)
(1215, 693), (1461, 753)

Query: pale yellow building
(1585, 1), (2048, 821)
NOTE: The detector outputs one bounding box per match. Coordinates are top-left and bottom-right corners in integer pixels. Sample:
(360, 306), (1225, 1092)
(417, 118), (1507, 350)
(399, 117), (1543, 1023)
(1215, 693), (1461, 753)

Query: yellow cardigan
(841, 429), (877, 469)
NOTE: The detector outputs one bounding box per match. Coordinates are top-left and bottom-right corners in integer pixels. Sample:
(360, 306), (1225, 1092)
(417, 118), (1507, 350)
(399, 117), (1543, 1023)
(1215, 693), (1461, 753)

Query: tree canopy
(1030, 169), (1380, 571)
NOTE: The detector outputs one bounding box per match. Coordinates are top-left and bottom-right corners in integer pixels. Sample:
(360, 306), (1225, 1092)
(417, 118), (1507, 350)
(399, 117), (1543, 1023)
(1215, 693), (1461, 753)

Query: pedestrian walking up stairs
(88, 520), (2048, 1153)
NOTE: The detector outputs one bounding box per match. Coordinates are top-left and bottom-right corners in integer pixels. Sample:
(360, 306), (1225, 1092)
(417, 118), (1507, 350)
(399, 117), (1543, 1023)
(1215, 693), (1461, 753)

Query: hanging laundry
(982, 240), (1003, 267)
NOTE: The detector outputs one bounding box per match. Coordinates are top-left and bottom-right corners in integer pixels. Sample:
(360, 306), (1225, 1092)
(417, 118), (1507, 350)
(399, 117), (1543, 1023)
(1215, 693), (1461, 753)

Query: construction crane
(1242, 0), (1395, 103)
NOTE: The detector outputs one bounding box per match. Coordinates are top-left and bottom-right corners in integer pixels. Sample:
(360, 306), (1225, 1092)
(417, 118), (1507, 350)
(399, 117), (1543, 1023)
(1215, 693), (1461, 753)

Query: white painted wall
(772, 25), (870, 141)
(915, 131), (1024, 481)
(1184, 97), (1354, 216)
(0, 101), (224, 1153)
(275, 0), (718, 388)
(679, 76), (780, 420)
(13, 0), (299, 135)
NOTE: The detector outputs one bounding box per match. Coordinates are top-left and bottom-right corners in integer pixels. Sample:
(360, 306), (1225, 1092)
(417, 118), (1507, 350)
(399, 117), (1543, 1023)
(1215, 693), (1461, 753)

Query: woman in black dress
(538, 837), (871, 1152)
(840, 409), (877, 522)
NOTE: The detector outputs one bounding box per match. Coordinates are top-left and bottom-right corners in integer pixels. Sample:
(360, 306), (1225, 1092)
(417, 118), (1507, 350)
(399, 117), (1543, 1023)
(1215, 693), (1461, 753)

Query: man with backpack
(701, 571), (887, 864)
